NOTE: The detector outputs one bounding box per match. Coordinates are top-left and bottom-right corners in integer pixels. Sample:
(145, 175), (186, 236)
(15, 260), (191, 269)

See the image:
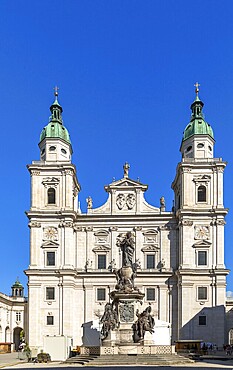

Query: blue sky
(0, 0), (233, 295)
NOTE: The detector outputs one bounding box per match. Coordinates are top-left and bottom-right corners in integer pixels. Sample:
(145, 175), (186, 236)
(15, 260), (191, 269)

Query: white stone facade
(25, 94), (229, 353)
(0, 291), (27, 350)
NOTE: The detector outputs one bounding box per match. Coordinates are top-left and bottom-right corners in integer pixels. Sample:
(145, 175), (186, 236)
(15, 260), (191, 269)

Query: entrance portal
(13, 327), (23, 351)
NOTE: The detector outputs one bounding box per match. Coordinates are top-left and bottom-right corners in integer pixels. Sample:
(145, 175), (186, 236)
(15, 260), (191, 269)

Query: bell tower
(25, 89), (80, 350)
(172, 84), (228, 344)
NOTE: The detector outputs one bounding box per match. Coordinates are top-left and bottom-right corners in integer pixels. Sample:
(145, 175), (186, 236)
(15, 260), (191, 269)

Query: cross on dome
(53, 86), (59, 97)
(194, 82), (200, 96)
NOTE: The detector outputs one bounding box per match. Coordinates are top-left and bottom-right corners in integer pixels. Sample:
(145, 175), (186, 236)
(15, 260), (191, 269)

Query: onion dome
(40, 87), (71, 145)
(182, 83), (214, 142)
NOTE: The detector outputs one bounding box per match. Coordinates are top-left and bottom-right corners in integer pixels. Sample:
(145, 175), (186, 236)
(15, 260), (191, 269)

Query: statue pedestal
(143, 330), (154, 345)
(106, 290), (144, 346)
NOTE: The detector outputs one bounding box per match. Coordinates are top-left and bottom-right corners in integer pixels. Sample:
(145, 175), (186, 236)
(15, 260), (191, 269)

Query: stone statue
(108, 259), (116, 272)
(160, 196), (165, 211)
(112, 232), (141, 293)
(84, 259), (92, 271)
(117, 232), (135, 267)
(113, 258), (140, 293)
(86, 196), (93, 209)
(100, 303), (118, 339)
(123, 162), (130, 178)
(133, 306), (155, 342)
(160, 196), (165, 206)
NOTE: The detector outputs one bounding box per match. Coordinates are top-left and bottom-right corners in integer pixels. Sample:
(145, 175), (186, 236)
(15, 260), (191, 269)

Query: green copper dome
(182, 94), (214, 142)
(40, 94), (71, 145)
(11, 279), (23, 288)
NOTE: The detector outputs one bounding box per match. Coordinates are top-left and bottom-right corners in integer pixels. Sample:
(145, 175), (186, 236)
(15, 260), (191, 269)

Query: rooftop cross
(53, 86), (59, 97)
(194, 82), (200, 96)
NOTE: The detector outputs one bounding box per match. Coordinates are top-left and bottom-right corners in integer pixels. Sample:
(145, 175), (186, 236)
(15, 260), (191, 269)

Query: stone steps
(65, 353), (194, 366)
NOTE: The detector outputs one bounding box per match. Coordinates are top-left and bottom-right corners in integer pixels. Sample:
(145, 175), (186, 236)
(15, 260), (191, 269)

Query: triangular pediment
(41, 240), (59, 248)
(104, 177), (148, 192)
(192, 240), (211, 248)
(92, 245), (111, 253)
(141, 244), (160, 252)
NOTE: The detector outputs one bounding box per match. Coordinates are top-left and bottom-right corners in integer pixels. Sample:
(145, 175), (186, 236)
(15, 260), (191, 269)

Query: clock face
(195, 226), (209, 240)
(43, 227), (58, 241)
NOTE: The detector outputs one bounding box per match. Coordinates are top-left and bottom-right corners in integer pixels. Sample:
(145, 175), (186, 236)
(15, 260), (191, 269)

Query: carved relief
(116, 194), (126, 209)
(42, 177), (60, 188)
(134, 226), (142, 231)
(64, 170), (73, 175)
(126, 194), (136, 209)
(180, 220), (193, 226)
(194, 225), (210, 240)
(94, 230), (109, 244)
(31, 170), (40, 176)
(73, 225), (83, 231)
(109, 226), (118, 231)
(85, 226), (93, 232)
(143, 230), (158, 244)
(216, 166), (224, 173)
(28, 221), (41, 228)
(116, 193), (136, 210)
(43, 227), (58, 241)
(193, 175), (211, 187)
(119, 303), (134, 322)
(59, 221), (73, 228)
(216, 220), (226, 226)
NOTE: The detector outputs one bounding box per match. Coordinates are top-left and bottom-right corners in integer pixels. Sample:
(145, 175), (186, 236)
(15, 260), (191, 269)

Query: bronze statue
(117, 231), (135, 267)
(133, 306), (155, 342)
(100, 303), (118, 339)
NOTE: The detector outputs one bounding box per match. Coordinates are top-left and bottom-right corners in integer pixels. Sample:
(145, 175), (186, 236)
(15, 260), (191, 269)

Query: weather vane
(53, 86), (59, 97)
(194, 82), (200, 95)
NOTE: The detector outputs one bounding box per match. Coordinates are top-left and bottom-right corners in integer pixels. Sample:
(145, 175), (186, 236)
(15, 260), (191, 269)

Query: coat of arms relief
(116, 193), (136, 210)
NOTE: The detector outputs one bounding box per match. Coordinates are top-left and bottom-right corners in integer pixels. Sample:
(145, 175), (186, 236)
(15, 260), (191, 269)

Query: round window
(197, 143), (204, 148)
(61, 148), (67, 154)
(49, 146), (56, 151)
(187, 146), (192, 152)
(208, 146), (212, 151)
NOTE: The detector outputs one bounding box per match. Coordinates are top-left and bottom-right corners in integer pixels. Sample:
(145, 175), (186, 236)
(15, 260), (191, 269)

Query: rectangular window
(98, 255), (106, 269)
(47, 316), (54, 325)
(46, 252), (55, 266)
(97, 288), (106, 301)
(146, 254), (155, 269)
(199, 315), (206, 326)
(16, 312), (21, 321)
(198, 287), (207, 300)
(46, 287), (55, 300)
(146, 288), (155, 301)
(198, 251), (207, 266)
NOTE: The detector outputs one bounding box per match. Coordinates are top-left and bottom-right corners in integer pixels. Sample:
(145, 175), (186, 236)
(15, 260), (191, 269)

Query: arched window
(48, 188), (56, 204)
(197, 185), (206, 202)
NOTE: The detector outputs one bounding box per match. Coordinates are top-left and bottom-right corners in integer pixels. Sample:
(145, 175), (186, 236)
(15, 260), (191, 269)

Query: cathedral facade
(25, 87), (229, 353)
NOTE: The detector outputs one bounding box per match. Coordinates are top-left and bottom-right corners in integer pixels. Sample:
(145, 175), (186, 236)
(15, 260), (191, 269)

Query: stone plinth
(107, 290), (145, 346)
(143, 330), (154, 345)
